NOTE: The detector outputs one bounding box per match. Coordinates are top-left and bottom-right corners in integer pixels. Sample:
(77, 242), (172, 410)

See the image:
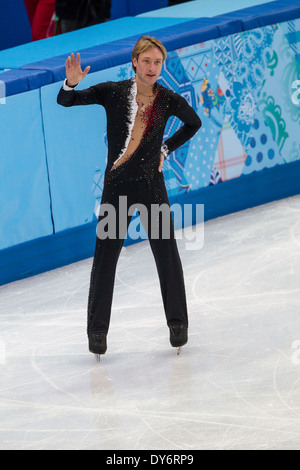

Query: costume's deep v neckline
(110, 79), (159, 173)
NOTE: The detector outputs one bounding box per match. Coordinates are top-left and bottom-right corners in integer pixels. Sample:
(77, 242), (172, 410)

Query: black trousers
(87, 171), (189, 334)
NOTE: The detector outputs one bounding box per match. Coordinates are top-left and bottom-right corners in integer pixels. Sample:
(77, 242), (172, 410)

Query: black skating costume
(57, 77), (202, 338)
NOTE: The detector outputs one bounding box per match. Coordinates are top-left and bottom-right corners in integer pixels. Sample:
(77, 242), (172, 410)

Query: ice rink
(0, 195), (300, 450)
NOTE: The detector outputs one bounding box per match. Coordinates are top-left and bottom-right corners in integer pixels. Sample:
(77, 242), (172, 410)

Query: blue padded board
(21, 17), (243, 83)
(215, 0), (300, 31)
(1, 1), (299, 97)
(0, 17), (190, 70)
(138, 0), (277, 18)
(0, 69), (52, 97)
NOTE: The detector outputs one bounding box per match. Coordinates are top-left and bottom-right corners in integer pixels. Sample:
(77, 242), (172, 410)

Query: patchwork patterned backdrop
(92, 18), (300, 208)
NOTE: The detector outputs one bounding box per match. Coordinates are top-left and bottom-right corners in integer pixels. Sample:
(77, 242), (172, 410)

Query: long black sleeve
(163, 94), (202, 156)
(57, 81), (112, 107)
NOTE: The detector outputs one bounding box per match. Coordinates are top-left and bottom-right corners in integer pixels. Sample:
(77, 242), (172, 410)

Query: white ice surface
(0, 195), (300, 450)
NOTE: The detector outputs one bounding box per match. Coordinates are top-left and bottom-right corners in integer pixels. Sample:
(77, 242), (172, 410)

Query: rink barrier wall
(0, 0), (300, 285)
(0, 17), (192, 71)
(1, 159), (300, 286)
(137, 0), (291, 19)
(1, 17), (242, 92)
(1, 1), (300, 95)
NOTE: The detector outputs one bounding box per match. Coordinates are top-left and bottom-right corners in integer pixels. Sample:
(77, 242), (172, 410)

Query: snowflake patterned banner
(155, 18), (300, 195)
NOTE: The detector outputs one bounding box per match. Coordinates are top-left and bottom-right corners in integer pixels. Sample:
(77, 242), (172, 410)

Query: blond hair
(132, 36), (167, 73)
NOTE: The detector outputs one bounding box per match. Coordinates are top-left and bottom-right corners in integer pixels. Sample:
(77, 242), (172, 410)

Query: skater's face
(133, 47), (163, 87)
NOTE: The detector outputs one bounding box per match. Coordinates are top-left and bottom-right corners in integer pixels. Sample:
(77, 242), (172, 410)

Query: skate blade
(177, 347), (182, 356)
(95, 354), (101, 363)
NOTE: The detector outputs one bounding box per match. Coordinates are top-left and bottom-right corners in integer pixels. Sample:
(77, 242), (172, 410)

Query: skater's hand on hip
(65, 53), (90, 87)
(158, 153), (164, 173)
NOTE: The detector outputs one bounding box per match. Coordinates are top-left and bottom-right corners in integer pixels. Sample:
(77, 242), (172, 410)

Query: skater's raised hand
(65, 53), (91, 87)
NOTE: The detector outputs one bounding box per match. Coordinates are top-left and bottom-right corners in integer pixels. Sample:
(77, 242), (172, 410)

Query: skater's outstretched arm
(57, 52), (111, 107)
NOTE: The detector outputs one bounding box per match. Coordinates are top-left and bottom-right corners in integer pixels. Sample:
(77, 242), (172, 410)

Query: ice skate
(88, 331), (107, 361)
(169, 323), (188, 354)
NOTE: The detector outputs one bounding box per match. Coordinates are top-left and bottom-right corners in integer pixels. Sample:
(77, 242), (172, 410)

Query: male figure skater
(57, 36), (202, 357)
